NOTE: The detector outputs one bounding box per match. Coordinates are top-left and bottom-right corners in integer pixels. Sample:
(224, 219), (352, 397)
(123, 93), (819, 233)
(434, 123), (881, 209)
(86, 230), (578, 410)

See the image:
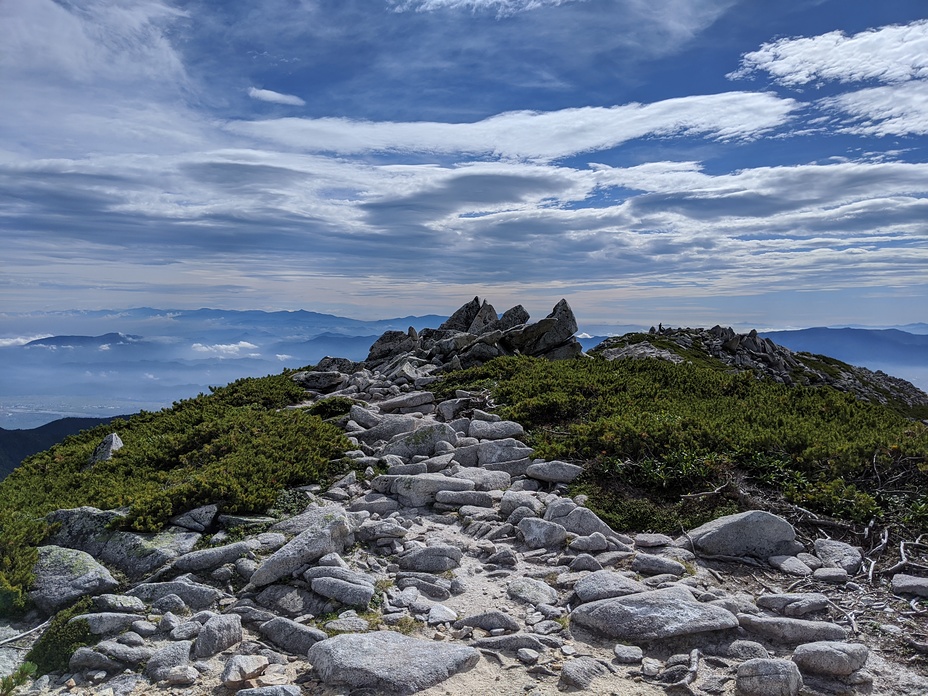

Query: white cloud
(191, 341), (258, 356)
(227, 91), (798, 160)
(248, 87), (306, 107)
(0, 335), (53, 347)
(822, 81), (928, 137)
(390, 0), (584, 14)
(275, 354), (293, 361)
(730, 20), (928, 86)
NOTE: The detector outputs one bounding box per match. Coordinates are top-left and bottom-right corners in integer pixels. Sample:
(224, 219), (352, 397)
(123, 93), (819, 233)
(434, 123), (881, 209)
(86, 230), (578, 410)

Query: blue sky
(2, 0), (927, 328)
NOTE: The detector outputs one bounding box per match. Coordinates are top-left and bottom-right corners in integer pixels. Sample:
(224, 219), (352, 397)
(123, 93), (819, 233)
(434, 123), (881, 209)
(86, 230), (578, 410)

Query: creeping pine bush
(0, 372), (350, 616)
(25, 596), (96, 675)
(438, 355), (928, 534)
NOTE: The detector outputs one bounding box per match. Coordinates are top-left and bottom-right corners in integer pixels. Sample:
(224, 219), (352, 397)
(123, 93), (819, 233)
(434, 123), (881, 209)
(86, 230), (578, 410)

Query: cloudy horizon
(1, 0), (926, 328)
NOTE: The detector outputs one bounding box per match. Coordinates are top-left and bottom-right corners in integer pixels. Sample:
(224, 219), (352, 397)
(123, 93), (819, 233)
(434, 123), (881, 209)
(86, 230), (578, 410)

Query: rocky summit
(2, 299), (928, 696)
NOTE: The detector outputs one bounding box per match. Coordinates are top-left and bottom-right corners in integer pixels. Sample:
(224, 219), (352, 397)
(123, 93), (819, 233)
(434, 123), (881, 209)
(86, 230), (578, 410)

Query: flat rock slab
(738, 613), (847, 645)
(570, 585), (739, 641)
(307, 631), (480, 694)
(891, 573), (928, 597)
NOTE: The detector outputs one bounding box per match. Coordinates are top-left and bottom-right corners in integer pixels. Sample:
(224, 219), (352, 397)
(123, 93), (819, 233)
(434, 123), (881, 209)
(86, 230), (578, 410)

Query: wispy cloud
(227, 91), (798, 160)
(729, 20), (928, 86)
(248, 87), (306, 106)
(390, 0), (586, 15)
(822, 81), (928, 137)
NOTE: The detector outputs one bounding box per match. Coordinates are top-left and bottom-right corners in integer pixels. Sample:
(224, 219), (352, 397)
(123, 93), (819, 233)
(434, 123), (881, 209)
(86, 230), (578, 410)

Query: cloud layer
(1, 1), (926, 327)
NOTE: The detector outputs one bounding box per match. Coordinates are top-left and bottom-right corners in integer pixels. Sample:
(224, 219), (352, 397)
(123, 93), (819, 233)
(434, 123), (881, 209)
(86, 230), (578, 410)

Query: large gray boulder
(145, 640), (193, 682)
(374, 473), (475, 508)
(573, 570), (649, 603)
(502, 299), (578, 357)
(507, 577), (558, 606)
(570, 586), (739, 641)
(354, 415), (419, 445)
(259, 617), (327, 655)
(398, 545), (463, 573)
(380, 423), (458, 459)
(249, 518), (352, 588)
(89, 433), (123, 464)
(307, 631), (480, 694)
(127, 579), (225, 610)
(268, 502), (349, 536)
(193, 614), (242, 658)
(47, 507), (200, 579)
(678, 511), (802, 559)
(891, 573), (928, 597)
(255, 584), (336, 618)
(29, 545), (119, 614)
(173, 540), (257, 572)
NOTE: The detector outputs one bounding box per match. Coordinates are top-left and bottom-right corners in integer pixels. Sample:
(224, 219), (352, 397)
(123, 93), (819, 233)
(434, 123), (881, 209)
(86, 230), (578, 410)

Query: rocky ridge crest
(2, 299), (927, 696)
(594, 325), (928, 411)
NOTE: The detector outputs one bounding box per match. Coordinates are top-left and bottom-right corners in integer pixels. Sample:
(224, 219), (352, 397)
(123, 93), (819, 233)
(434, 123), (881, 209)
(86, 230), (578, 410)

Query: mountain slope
(0, 417), (121, 481)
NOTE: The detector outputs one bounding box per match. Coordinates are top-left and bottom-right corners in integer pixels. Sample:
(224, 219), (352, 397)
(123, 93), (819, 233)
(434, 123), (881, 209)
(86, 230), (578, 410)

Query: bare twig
(880, 541), (910, 576)
(680, 480), (733, 500)
(0, 619), (51, 647)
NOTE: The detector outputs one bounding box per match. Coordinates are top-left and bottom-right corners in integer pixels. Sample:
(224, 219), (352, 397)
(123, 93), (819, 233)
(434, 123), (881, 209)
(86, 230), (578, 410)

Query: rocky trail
(2, 299), (928, 696)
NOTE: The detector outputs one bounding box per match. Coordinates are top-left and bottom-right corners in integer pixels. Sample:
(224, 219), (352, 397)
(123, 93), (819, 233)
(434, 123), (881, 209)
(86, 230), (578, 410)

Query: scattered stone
(221, 655), (270, 687)
(791, 641), (869, 676)
(813, 567), (848, 584)
(559, 656), (610, 688)
(573, 570), (649, 603)
(891, 573), (928, 597)
(259, 617), (328, 655)
(517, 517), (567, 549)
(507, 577), (558, 606)
(145, 641), (193, 682)
(525, 460), (584, 483)
(738, 614), (847, 644)
(736, 658), (803, 696)
(399, 545), (463, 573)
(813, 539), (863, 574)
(194, 613), (242, 658)
(613, 644), (644, 663)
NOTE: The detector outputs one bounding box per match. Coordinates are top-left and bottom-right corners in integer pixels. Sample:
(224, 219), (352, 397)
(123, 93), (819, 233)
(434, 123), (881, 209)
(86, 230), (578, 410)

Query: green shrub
(26, 596), (96, 675)
(0, 662), (36, 696)
(0, 371), (350, 616)
(307, 397), (355, 420)
(438, 355), (928, 532)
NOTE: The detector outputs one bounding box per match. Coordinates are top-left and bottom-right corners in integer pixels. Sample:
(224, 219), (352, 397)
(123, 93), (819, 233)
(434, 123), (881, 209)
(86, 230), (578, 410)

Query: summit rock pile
(362, 296), (583, 373)
(3, 299), (928, 696)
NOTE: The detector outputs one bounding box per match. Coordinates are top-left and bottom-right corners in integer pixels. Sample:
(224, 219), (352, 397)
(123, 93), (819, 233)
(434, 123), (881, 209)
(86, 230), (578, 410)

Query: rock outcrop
(594, 325), (928, 408)
(358, 297), (583, 375)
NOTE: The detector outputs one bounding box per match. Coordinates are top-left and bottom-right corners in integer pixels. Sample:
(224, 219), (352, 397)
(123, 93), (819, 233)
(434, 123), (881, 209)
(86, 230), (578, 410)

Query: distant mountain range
(1, 306), (925, 437)
(760, 327), (928, 365)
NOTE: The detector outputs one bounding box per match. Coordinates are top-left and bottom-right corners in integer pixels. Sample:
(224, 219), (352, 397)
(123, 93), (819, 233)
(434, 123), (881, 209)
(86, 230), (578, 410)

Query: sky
(1, 0), (927, 328)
